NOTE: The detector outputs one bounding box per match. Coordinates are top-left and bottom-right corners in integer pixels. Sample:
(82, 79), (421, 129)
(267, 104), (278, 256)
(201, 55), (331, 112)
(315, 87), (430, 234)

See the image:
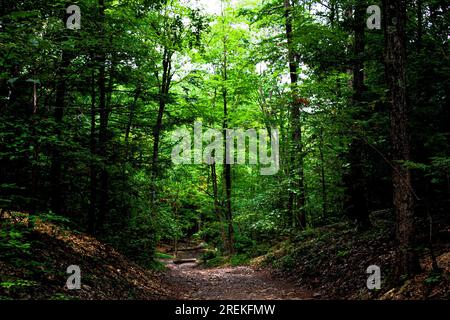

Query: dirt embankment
(0, 214), (175, 300)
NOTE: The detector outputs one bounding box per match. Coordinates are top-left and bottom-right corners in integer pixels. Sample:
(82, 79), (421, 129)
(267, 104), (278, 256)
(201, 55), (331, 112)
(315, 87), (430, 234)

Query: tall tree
(221, 1), (234, 253)
(50, 49), (70, 216)
(152, 47), (173, 182)
(97, 0), (109, 232)
(346, 0), (371, 230)
(88, 60), (97, 234)
(284, 0), (306, 229)
(383, 0), (420, 277)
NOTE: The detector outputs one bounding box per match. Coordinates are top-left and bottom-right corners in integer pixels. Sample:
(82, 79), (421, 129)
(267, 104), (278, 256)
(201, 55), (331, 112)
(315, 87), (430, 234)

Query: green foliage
(155, 252), (174, 259)
(148, 260), (168, 272)
(233, 231), (256, 253)
(201, 249), (225, 268)
(230, 254), (250, 266)
(424, 272), (442, 286)
(336, 249), (350, 258)
(106, 204), (158, 267)
(0, 279), (37, 290)
(195, 221), (226, 250)
(274, 255), (296, 271)
(0, 219), (32, 258)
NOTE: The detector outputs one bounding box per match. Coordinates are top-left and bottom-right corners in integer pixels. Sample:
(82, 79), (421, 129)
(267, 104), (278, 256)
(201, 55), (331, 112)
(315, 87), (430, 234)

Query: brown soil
(163, 261), (313, 300)
(0, 217), (174, 300)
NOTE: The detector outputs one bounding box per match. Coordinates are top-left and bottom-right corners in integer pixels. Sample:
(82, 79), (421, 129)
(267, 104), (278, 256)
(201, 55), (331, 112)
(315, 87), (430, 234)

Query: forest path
(161, 260), (314, 300)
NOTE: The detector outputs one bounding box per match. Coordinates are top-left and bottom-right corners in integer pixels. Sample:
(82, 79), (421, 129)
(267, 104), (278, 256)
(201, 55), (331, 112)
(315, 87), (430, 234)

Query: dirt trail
(162, 261), (313, 300)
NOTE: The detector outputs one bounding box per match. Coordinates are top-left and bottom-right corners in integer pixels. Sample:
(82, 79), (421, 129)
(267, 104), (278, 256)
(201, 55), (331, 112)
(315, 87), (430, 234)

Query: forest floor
(161, 260), (313, 300)
(1, 211), (449, 300)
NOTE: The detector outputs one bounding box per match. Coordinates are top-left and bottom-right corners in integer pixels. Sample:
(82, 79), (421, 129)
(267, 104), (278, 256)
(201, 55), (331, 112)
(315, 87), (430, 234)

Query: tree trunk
(383, 0), (420, 278)
(124, 88), (141, 155)
(211, 162), (228, 249)
(122, 87), (140, 208)
(151, 48), (172, 202)
(222, 30), (234, 254)
(284, 0), (306, 229)
(97, 0), (108, 232)
(50, 50), (70, 216)
(347, 0), (371, 230)
(88, 62), (97, 234)
(319, 127), (327, 223)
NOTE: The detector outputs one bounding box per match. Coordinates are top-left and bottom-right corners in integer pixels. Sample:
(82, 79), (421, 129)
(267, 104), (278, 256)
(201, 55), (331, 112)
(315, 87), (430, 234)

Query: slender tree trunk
(210, 88), (228, 248)
(97, 0), (108, 232)
(152, 94), (165, 180)
(119, 87), (140, 221)
(124, 88), (141, 154)
(383, 0), (420, 278)
(88, 62), (97, 234)
(49, 7), (75, 215)
(222, 30), (234, 254)
(211, 162), (227, 249)
(284, 0), (306, 229)
(152, 48), (172, 203)
(353, 1), (366, 98)
(347, 0), (371, 230)
(30, 82), (39, 214)
(319, 128), (327, 222)
(50, 48), (71, 215)
(123, 87), (140, 181)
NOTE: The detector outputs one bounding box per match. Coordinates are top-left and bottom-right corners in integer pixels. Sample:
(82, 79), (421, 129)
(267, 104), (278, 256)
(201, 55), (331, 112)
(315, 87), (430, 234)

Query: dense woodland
(1, 0), (449, 299)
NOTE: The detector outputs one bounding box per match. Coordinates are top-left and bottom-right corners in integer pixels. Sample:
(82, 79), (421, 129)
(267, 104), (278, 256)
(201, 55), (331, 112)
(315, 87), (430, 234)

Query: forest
(0, 0), (449, 302)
